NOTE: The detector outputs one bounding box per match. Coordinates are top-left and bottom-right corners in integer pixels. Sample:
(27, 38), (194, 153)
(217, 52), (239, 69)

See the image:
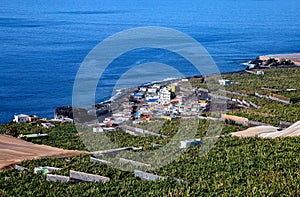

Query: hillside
(1, 67), (300, 196)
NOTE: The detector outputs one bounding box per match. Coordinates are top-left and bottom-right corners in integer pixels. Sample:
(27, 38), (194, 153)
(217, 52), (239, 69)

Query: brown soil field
(0, 135), (86, 170)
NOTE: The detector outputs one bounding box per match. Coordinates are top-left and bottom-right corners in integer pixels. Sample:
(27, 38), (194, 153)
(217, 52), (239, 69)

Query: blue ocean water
(0, 0), (300, 123)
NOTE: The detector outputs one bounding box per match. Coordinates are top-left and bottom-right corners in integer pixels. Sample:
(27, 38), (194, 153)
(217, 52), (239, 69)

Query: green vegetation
(190, 68), (300, 125)
(1, 120), (299, 196)
(1, 68), (300, 196)
(1, 132), (300, 196)
(224, 68), (300, 96)
(223, 68), (300, 125)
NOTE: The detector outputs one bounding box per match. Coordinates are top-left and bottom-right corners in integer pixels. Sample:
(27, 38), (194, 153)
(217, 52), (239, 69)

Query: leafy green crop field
(1, 121), (300, 196)
(223, 68), (300, 125)
(191, 67), (300, 125)
(1, 68), (300, 196)
(1, 132), (300, 196)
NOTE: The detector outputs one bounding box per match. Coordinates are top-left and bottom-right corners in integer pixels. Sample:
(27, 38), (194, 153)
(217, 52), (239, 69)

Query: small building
(28, 115), (39, 123)
(93, 127), (104, 133)
(256, 70), (265, 75)
(13, 114), (29, 123)
(152, 84), (161, 89)
(41, 123), (55, 128)
(132, 93), (144, 99)
(168, 85), (176, 93)
(180, 139), (202, 149)
(158, 87), (171, 104)
(146, 96), (158, 103)
(139, 87), (147, 92)
(219, 79), (231, 86)
(147, 88), (157, 94)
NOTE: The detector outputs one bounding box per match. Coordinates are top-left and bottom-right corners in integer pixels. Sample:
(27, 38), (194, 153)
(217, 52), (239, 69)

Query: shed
(256, 70), (265, 75)
(180, 139), (202, 149)
(218, 79), (231, 86)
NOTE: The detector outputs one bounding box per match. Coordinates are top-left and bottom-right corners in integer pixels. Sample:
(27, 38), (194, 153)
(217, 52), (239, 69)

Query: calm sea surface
(0, 0), (300, 123)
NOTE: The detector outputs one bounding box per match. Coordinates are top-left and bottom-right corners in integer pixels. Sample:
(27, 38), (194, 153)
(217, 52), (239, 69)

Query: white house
(219, 79), (231, 86)
(158, 87), (171, 104)
(180, 139), (202, 149)
(13, 114), (29, 123)
(147, 88), (157, 94)
(139, 87), (147, 92)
